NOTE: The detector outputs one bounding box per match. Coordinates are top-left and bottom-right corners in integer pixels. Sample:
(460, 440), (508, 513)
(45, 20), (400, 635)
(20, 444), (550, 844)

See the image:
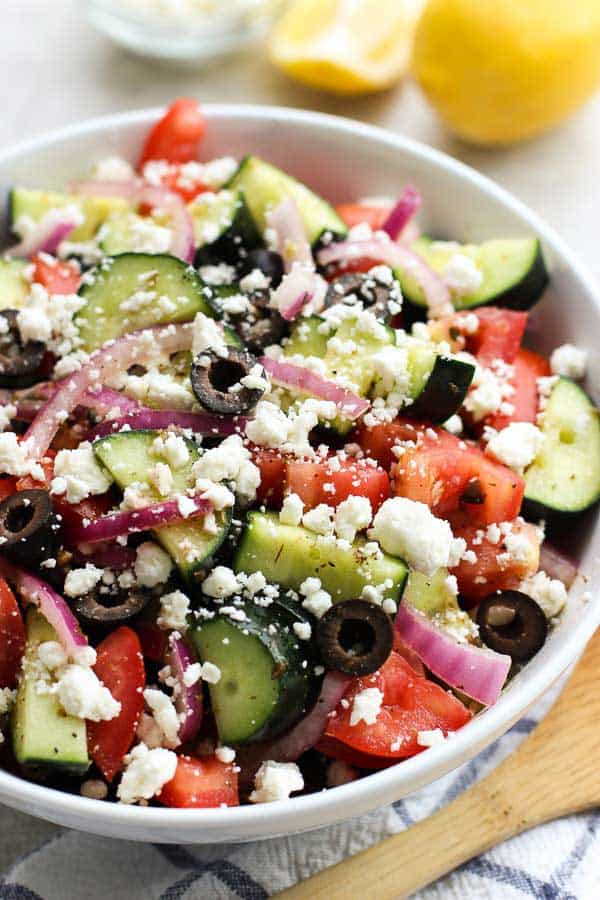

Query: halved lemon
(269, 0), (424, 96)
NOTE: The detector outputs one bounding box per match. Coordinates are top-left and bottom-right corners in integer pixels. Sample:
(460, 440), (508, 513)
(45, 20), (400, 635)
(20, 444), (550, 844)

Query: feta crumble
(485, 422), (544, 473)
(249, 761), (304, 804)
(117, 743), (178, 805)
(550, 343), (587, 380)
(51, 442), (113, 504)
(134, 542), (173, 588)
(350, 687), (383, 726)
(157, 590), (190, 631)
(64, 564), (104, 598)
(370, 498), (465, 576)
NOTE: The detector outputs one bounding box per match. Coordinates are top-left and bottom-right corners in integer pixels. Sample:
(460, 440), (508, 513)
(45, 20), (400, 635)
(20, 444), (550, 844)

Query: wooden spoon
(276, 630), (600, 899)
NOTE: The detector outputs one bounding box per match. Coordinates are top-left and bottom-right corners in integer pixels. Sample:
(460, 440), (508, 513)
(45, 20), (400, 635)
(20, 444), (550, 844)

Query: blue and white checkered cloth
(0, 680), (598, 900)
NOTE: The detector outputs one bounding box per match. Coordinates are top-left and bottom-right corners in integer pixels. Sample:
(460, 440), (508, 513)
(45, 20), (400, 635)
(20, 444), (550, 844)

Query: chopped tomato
(391, 422), (524, 527)
(485, 348), (550, 431)
(451, 519), (540, 605)
(252, 448), (287, 507)
(88, 627), (145, 782)
(158, 754), (239, 809)
(354, 418), (446, 470)
(317, 652), (471, 767)
(15, 454), (55, 492)
(139, 98), (206, 168)
(31, 254), (81, 295)
(0, 478), (17, 503)
(286, 457), (390, 513)
(335, 203), (389, 231)
(0, 578), (26, 689)
(459, 308), (527, 366)
(323, 257), (384, 282)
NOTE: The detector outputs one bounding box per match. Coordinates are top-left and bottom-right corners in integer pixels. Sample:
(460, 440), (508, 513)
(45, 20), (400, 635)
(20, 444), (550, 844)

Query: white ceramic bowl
(0, 104), (599, 844)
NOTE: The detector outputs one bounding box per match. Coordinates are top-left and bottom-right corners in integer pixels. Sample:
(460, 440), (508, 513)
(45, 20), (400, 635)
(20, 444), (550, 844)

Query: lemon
(269, 0), (425, 96)
(412, 0), (600, 145)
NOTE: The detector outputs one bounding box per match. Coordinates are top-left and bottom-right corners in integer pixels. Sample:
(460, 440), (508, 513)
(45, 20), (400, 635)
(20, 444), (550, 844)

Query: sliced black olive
(190, 347), (266, 415)
(74, 589), (149, 630)
(316, 599), (393, 676)
(324, 272), (401, 321)
(0, 309), (46, 389)
(0, 489), (60, 565)
(239, 249), (285, 288)
(477, 590), (548, 662)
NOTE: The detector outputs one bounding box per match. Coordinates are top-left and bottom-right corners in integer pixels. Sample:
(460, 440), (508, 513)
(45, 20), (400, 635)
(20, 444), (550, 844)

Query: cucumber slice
(75, 253), (215, 351)
(12, 609), (90, 775)
(190, 190), (262, 264)
(408, 354), (475, 423)
(226, 156), (347, 244)
(10, 188), (129, 242)
(97, 212), (172, 257)
(403, 568), (460, 616)
(94, 429), (230, 580)
(192, 599), (317, 744)
(234, 511), (408, 604)
(398, 237), (548, 312)
(524, 378), (600, 515)
(0, 259), (30, 308)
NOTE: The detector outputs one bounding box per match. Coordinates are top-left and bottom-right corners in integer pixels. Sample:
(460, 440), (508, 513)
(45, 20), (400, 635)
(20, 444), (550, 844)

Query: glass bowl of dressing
(85, 0), (284, 64)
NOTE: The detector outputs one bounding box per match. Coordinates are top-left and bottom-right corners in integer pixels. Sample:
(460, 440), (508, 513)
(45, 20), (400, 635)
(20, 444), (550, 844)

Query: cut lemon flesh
(269, 0), (424, 95)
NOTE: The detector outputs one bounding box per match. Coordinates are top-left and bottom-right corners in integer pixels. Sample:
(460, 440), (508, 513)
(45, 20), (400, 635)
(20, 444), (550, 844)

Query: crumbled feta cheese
(134, 542), (173, 588)
(245, 401), (289, 449)
(0, 687), (16, 716)
(93, 156), (135, 182)
(57, 665), (121, 722)
(64, 564), (104, 598)
(280, 493), (304, 526)
(299, 577), (332, 618)
(444, 254), (483, 295)
(199, 661), (221, 684)
(122, 369), (195, 410)
(215, 745), (236, 764)
(350, 687), (383, 726)
(192, 434), (259, 503)
(370, 498), (465, 576)
(117, 743), (178, 805)
(202, 566), (240, 599)
(149, 462), (174, 497)
(443, 414), (463, 435)
(37, 641), (68, 671)
(520, 570), (568, 619)
(334, 495), (372, 543)
(550, 343), (587, 380)
(182, 662), (201, 687)
(302, 504), (335, 536)
(293, 621), (312, 641)
(51, 442), (113, 504)
(197, 263), (237, 286)
(143, 688), (180, 748)
(0, 404), (16, 433)
(417, 728), (446, 747)
(191, 311), (228, 357)
(249, 760), (304, 804)
(0, 432), (40, 479)
(464, 363), (513, 422)
(485, 422), (544, 473)
(158, 590), (190, 631)
(240, 268), (270, 292)
(152, 433), (189, 470)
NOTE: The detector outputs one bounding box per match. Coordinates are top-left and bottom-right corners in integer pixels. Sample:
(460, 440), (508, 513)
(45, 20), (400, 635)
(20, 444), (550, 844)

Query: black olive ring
(0, 489), (60, 565)
(315, 598), (394, 676)
(191, 346), (266, 416)
(476, 590), (548, 662)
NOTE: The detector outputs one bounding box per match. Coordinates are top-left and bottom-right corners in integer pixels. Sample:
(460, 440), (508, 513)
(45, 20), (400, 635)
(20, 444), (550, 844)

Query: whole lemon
(412, 0), (600, 145)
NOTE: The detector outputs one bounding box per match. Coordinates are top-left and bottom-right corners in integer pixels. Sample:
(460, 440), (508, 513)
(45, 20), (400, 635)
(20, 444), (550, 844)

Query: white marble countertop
(3, 0), (600, 283)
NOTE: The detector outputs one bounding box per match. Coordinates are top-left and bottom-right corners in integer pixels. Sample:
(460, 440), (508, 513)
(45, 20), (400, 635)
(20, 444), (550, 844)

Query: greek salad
(0, 98), (596, 808)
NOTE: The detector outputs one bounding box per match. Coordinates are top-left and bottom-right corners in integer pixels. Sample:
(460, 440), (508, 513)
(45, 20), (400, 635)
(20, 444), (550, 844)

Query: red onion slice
(539, 542), (578, 588)
(260, 356), (369, 421)
(395, 602), (511, 706)
(23, 322), (194, 460)
(81, 387), (142, 418)
(270, 264), (326, 322)
(318, 236), (453, 319)
(90, 409), (247, 439)
(166, 635), (203, 744)
(6, 211), (80, 259)
(381, 186), (422, 241)
(67, 495), (211, 545)
(74, 543), (136, 570)
(69, 179), (139, 201)
(237, 672), (350, 779)
(266, 197), (313, 272)
(0, 561), (89, 661)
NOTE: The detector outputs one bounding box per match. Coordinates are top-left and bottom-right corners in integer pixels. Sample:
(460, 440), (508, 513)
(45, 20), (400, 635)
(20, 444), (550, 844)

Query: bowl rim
(0, 102), (599, 837)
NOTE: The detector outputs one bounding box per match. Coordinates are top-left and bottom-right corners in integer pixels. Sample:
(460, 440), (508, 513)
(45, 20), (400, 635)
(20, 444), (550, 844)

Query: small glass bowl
(84, 0), (284, 65)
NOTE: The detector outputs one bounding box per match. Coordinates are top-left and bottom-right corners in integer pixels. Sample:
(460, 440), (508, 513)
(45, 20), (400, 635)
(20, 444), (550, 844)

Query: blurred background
(4, 0), (600, 272)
